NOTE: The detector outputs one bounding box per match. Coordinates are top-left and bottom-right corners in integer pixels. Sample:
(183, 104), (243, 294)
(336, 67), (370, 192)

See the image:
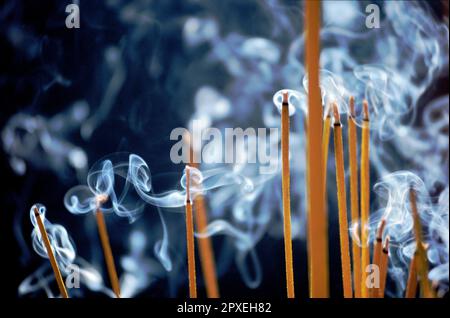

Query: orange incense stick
(185, 166), (198, 298)
(33, 207), (69, 298)
(187, 135), (220, 298)
(347, 96), (361, 297)
(192, 189), (219, 298)
(405, 253), (418, 298)
(370, 219), (386, 298)
(322, 104), (331, 207)
(281, 92), (295, 298)
(409, 188), (435, 298)
(332, 103), (353, 298)
(95, 200), (121, 298)
(360, 100), (370, 298)
(378, 237), (390, 298)
(305, 0), (328, 298)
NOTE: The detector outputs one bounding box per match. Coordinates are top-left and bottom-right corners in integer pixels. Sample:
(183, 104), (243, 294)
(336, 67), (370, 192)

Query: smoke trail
(24, 203), (114, 297)
(368, 172), (449, 296)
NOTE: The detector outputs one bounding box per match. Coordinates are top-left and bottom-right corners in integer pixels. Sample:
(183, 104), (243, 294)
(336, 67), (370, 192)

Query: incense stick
(185, 166), (198, 298)
(322, 103), (331, 201)
(33, 207), (69, 298)
(188, 136), (220, 298)
(193, 188), (219, 298)
(370, 219), (386, 298)
(378, 236), (390, 298)
(405, 253), (418, 298)
(95, 199), (120, 298)
(409, 188), (435, 298)
(347, 96), (361, 298)
(281, 92), (295, 298)
(360, 100), (370, 298)
(305, 0), (328, 298)
(332, 103), (353, 298)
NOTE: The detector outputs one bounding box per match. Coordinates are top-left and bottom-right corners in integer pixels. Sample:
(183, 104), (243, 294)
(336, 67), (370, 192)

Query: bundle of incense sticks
(27, 0), (442, 300)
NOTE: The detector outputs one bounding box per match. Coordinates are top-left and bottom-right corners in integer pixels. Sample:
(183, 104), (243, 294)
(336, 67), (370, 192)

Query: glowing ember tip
(96, 194), (108, 206)
(363, 100), (369, 120)
(349, 96), (355, 117)
(185, 165), (191, 203)
(376, 219), (386, 241)
(332, 102), (340, 124)
(383, 236), (390, 253)
(324, 103), (331, 118)
(282, 91), (289, 104)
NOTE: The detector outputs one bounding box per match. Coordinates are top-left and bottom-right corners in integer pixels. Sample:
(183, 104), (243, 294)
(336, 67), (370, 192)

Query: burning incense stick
(33, 207), (69, 298)
(322, 103), (331, 208)
(378, 236), (390, 298)
(193, 184), (219, 298)
(360, 100), (370, 298)
(95, 196), (120, 298)
(305, 0), (328, 298)
(187, 132), (220, 298)
(332, 103), (353, 298)
(405, 253), (418, 298)
(347, 96), (361, 298)
(409, 188), (435, 298)
(370, 219), (386, 298)
(281, 92), (295, 298)
(185, 166), (198, 298)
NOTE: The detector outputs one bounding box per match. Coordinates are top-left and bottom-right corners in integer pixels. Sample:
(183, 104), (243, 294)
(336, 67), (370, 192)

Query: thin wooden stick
(305, 0), (328, 298)
(192, 187), (219, 298)
(281, 92), (295, 298)
(185, 166), (198, 298)
(33, 207), (69, 298)
(360, 100), (370, 298)
(95, 201), (120, 298)
(370, 219), (386, 298)
(332, 103), (353, 298)
(405, 253), (418, 298)
(322, 103), (332, 201)
(187, 135), (220, 298)
(409, 188), (435, 298)
(347, 96), (361, 298)
(378, 236), (390, 298)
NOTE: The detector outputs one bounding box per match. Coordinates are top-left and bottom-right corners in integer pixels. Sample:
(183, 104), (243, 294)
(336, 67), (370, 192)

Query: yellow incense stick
(188, 139), (220, 298)
(185, 166), (198, 298)
(33, 207), (69, 298)
(95, 206), (121, 298)
(347, 96), (361, 297)
(193, 192), (220, 298)
(378, 237), (390, 298)
(409, 188), (435, 298)
(370, 219), (386, 298)
(332, 103), (353, 298)
(281, 92), (295, 298)
(305, 0), (329, 298)
(322, 104), (331, 201)
(405, 253), (418, 298)
(360, 100), (370, 298)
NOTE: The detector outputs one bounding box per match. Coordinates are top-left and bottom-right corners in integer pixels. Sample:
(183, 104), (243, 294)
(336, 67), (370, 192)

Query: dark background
(0, 0), (448, 299)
